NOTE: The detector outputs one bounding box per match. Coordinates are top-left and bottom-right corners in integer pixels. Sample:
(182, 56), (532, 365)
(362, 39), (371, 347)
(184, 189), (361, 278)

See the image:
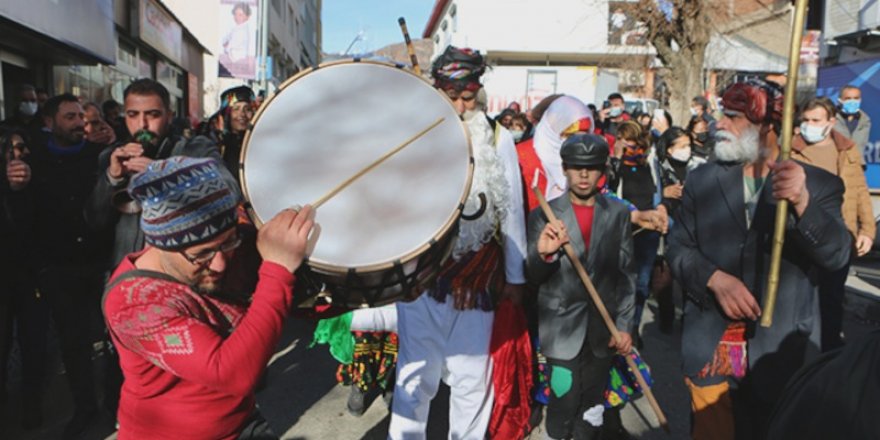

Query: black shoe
(527, 402), (544, 433)
(63, 407), (97, 439)
(347, 385), (366, 417)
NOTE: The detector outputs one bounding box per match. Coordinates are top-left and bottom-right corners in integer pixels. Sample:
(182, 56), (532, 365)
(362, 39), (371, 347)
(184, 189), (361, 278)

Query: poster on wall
(218, 0), (258, 79)
(818, 58), (880, 187)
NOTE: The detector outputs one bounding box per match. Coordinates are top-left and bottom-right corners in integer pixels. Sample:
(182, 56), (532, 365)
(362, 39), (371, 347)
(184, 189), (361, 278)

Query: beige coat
(792, 129), (876, 242)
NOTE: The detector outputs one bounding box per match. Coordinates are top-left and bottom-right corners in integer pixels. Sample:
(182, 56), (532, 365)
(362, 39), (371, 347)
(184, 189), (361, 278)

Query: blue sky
(322, 1), (436, 54)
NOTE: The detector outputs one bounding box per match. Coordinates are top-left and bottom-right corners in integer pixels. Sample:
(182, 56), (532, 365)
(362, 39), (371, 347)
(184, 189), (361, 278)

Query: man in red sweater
(103, 156), (317, 439)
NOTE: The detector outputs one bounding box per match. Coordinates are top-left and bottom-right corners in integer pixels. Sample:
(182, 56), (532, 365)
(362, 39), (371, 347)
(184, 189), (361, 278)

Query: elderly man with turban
(666, 79), (852, 440)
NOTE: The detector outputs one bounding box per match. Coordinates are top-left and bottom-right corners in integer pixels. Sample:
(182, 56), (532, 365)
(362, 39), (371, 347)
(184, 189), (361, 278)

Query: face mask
(800, 122), (829, 144)
(18, 101), (37, 116)
(695, 132), (709, 144)
(690, 108), (699, 117)
(510, 130), (524, 143)
(841, 99), (861, 115)
(670, 147), (691, 162)
(608, 107), (623, 118)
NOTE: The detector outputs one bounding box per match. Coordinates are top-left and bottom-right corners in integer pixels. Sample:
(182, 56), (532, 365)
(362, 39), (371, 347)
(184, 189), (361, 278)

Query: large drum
(241, 60), (473, 309)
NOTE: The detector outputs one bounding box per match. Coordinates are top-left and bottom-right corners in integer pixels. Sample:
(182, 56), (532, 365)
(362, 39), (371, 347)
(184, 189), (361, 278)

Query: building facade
(0, 0), (321, 125)
(423, 0), (656, 113)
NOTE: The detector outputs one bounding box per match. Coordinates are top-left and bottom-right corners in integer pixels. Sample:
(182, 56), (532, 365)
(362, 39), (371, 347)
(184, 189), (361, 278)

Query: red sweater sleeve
(110, 262), (295, 396)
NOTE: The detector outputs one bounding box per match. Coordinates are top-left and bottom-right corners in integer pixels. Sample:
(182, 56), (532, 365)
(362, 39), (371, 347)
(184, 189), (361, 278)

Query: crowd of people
(0, 43), (876, 440)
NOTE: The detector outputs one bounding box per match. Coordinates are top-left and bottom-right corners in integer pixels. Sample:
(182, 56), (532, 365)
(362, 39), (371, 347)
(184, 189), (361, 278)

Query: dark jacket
(13, 140), (112, 271)
(834, 109), (871, 164)
(84, 135), (224, 268)
(667, 161), (851, 396)
(526, 193), (636, 361)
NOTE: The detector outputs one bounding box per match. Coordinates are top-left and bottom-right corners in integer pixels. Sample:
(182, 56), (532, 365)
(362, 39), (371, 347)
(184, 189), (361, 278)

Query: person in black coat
(84, 79), (228, 269)
(527, 134), (635, 440)
(666, 80), (852, 440)
(12, 94), (116, 437)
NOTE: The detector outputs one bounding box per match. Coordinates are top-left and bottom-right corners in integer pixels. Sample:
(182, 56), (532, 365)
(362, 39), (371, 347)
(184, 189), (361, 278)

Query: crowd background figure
(0, 62), (877, 440)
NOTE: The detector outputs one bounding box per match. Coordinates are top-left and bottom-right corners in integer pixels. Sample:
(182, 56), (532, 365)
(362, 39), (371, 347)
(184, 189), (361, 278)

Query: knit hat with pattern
(128, 157), (239, 250)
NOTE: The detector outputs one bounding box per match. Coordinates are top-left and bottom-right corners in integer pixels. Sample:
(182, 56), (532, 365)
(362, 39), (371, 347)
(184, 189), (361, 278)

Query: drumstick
(312, 117), (445, 209)
(398, 17), (421, 75)
(531, 171), (670, 432)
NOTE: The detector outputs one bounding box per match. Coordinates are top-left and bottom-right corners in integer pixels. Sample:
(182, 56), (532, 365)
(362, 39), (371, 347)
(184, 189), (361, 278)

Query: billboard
(218, 0), (258, 79)
(818, 58), (880, 187)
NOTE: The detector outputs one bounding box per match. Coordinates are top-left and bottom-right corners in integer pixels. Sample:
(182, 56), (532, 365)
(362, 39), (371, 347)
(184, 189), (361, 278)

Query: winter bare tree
(635, 0), (713, 123)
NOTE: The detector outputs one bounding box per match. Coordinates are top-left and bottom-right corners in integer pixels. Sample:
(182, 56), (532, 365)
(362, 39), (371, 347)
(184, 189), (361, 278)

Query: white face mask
(18, 101), (38, 116)
(510, 129), (524, 143)
(690, 108), (699, 117)
(800, 122), (829, 144)
(670, 146), (692, 162)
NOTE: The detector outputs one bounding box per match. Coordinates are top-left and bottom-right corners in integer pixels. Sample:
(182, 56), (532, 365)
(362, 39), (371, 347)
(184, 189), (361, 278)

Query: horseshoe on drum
(461, 193), (488, 221)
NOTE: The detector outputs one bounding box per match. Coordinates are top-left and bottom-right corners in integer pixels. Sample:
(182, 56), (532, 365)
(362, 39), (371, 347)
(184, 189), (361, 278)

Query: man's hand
(598, 107), (610, 122)
(631, 207), (668, 234)
(609, 332), (633, 355)
(123, 156), (153, 175)
(537, 219), (569, 259)
(6, 160), (31, 191)
(108, 143), (143, 180)
(663, 183), (683, 200)
(856, 234), (873, 257)
(87, 120), (117, 145)
(500, 282), (526, 305)
(257, 205), (317, 273)
(707, 270), (761, 321)
(769, 160), (809, 216)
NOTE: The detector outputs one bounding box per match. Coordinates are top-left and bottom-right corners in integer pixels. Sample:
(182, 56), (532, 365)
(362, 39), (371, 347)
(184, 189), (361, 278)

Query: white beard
(714, 125), (761, 163)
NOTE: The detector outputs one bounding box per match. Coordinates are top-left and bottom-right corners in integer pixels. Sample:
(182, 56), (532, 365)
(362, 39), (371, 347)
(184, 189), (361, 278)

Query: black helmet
(560, 134), (609, 167)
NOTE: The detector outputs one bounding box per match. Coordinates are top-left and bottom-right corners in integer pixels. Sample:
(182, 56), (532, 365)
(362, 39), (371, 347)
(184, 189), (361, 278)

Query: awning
(0, 0), (116, 65)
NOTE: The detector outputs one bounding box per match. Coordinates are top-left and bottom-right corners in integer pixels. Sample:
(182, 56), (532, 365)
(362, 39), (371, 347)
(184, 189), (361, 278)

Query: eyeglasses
(180, 235), (242, 266)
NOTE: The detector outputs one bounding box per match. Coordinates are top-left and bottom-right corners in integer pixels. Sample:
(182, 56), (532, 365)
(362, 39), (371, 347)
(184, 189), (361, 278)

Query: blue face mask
(608, 106), (624, 118)
(841, 99), (861, 115)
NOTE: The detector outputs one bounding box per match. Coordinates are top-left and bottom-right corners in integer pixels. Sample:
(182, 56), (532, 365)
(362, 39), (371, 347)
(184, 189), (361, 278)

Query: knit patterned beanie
(128, 157), (239, 250)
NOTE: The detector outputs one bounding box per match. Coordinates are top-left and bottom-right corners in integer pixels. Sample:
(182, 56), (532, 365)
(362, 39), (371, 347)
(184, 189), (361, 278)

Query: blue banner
(818, 58), (880, 187)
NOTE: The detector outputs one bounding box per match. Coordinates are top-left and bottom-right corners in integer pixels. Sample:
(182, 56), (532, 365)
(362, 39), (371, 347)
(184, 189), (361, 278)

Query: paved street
(2, 268), (879, 439)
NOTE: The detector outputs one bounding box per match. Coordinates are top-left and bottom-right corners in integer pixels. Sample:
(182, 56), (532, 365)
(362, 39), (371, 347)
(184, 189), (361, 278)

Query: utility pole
(259, 0), (270, 94)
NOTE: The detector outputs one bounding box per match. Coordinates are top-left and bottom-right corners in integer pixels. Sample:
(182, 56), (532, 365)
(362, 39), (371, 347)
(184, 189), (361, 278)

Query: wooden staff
(398, 17), (421, 75)
(761, 0), (809, 328)
(312, 117), (444, 208)
(532, 184), (669, 431)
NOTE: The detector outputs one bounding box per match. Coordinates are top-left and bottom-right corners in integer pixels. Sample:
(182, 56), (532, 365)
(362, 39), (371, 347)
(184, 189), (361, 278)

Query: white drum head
(242, 60), (471, 270)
